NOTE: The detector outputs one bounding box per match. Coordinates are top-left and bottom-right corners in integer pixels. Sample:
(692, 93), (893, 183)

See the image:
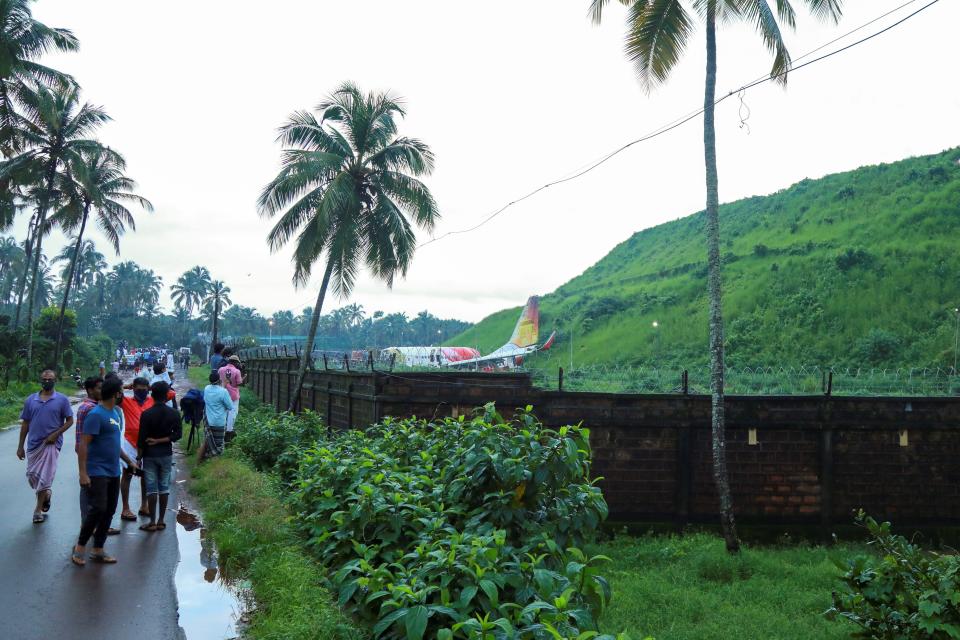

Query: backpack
(180, 388), (205, 426)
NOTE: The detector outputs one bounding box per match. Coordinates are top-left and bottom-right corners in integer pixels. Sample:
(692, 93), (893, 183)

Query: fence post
(826, 371), (834, 397)
(819, 399), (834, 536)
(326, 380), (332, 428)
(558, 367), (564, 392)
(344, 355), (350, 373)
(347, 382), (354, 428)
(323, 354), (328, 371)
(682, 369), (689, 395)
(675, 398), (693, 527)
(368, 351), (375, 372)
(389, 353), (396, 371)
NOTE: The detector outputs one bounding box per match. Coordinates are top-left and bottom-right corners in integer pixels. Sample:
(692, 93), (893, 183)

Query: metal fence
(237, 347), (960, 397)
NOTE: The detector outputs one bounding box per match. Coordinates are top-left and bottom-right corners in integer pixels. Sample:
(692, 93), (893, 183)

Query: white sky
(16, 0), (960, 323)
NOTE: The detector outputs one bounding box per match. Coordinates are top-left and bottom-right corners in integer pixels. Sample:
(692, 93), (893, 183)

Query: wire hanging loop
(737, 89), (751, 135)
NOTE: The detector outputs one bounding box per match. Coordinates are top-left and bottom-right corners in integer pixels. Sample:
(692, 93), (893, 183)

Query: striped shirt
(75, 398), (97, 452)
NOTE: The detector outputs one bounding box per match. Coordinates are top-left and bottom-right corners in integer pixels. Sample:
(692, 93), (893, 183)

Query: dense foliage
(285, 405), (618, 640)
(828, 513), (960, 639)
(453, 148), (960, 369)
(232, 403), (326, 482)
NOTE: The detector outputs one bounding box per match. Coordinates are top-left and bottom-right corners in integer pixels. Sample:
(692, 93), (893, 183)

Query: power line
(419, 0), (940, 249)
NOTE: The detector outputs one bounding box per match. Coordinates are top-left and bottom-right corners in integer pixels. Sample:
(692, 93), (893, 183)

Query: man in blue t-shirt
(73, 377), (136, 566)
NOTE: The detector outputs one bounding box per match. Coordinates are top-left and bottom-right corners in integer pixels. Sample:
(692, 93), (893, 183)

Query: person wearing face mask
(16, 369), (74, 524)
(117, 377), (149, 521)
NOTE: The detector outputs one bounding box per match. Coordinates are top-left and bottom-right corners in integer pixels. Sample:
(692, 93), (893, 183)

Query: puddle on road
(174, 503), (249, 639)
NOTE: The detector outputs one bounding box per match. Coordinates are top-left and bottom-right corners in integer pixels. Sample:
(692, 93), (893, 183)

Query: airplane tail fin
(509, 296), (539, 348)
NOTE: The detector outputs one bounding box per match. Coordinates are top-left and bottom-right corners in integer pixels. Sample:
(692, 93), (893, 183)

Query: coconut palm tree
(171, 265), (213, 319)
(202, 280), (231, 348)
(2, 83), (108, 365)
(52, 239), (104, 304)
(258, 82), (439, 411)
(0, 0), (79, 154)
(49, 146), (151, 364)
(590, 0), (843, 552)
(0, 233), (20, 287)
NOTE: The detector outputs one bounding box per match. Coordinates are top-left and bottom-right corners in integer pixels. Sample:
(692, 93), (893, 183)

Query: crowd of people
(14, 341), (245, 567)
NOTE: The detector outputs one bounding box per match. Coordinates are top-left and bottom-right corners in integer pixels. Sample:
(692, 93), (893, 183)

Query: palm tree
(202, 280), (231, 348)
(0, 0), (79, 154)
(590, 0), (843, 551)
(52, 239), (104, 305)
(171, 265), (213, 319)
(258, 82), (439, 411)
(3, 83), (108, 366)
(49, 146), (151, 364)
(0, 234), (21, 290)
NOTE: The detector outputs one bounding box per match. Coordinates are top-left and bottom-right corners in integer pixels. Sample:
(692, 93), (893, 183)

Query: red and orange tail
(509, 297), (540, 348)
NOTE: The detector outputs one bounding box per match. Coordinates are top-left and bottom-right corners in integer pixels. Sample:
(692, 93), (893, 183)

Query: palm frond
(624, 0), (695, 90)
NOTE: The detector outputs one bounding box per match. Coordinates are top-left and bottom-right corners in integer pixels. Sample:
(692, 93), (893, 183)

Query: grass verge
(190, 452), (365, 640)
(592, 532), (859, 639)
(0, 381), (38, 427)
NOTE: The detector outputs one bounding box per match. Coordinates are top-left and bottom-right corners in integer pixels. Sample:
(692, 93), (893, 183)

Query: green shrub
(827, 512), (960, 638)
(232, 405), (326, 479)
(288, 403), (619, 640)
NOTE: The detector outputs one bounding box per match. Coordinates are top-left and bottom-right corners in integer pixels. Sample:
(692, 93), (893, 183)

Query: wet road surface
(0, 413), (185, 640)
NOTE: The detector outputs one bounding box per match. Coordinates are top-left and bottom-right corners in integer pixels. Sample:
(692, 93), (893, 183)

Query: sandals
(107, 528), (121, 536)
(156, 522), (166, 531)
(33, 512), (45, 524)
(120, 512), (137, 521)
(89, 553), (117, 564)
(42, 490), (52, 513)
(140, 523), (159, 532)
(71, 549), (86, 567)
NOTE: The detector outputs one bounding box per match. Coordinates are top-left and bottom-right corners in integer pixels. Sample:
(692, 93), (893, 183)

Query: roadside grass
(0, 381), (37, 427)
(186, 365), (209, 389)
(592, 532), (859, 640)
(189, 452), (365, 640)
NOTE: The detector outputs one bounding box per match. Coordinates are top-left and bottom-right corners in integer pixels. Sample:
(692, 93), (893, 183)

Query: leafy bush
(288, 404), (619, 640)
(827, 512), (960, 638)
(232, 404), (326, 479)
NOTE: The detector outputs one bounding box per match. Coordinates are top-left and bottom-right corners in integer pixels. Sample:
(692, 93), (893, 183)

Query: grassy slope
(451, 148), (960, 368)
(593, 533), (858, 639)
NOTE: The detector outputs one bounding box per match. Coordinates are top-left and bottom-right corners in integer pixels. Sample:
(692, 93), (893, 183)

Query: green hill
(450, 147), (960, 370)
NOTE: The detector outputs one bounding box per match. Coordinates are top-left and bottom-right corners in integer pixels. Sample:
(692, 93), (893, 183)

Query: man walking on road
(17, 370), (74, 524)
(218, 355), (244, 443)
(75, 377), (121, 536)
(73, 376), (135, 566)
(209, 342), (226, 371)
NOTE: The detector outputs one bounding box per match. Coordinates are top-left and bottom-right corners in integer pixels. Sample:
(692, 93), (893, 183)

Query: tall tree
(3, 83), (108, 366)
(171, 265), (213, 320)
(202, 279), (231, 348)
(590, 0), (843, 552)
(50, 146), (151, 365)
(258, 82), (439, 411)
(0, 0), (78, 154)
(52, 239), (104, 305)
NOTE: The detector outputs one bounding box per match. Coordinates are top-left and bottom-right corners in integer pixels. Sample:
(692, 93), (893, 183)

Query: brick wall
(245, 358), (960, 526)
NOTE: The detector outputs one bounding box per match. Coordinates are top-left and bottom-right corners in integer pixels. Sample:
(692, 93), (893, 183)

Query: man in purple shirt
(17, 369), (74, 524)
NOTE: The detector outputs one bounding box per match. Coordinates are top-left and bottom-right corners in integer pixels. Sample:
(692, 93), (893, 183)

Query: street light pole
(953, 308), (959, 373)
(268, 319), (274, 346)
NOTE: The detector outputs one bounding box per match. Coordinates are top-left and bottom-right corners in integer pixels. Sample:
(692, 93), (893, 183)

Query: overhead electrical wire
(418, 0), (941, 249)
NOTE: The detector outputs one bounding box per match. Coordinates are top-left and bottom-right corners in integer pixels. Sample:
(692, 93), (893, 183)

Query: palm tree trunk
(288, 260), (334, 413)
(52, 205), (90, 368)
(13, 217), (37, 329)
(212, 299), (220, 347)
(25, 173), (56, 369)
(704, 6), (739, 553)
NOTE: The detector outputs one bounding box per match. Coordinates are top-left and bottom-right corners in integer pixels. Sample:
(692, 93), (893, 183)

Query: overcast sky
(16, 0), (960, 323)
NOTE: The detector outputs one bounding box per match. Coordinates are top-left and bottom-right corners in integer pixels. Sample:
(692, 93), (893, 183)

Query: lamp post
(437, 329), (442, 345)
(268, 318), (274, 346)
(953, 308), (959, 373)
(652, 320), (660, 362)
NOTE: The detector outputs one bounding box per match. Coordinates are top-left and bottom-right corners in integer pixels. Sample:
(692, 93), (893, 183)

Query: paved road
(0, 389), (186, 640)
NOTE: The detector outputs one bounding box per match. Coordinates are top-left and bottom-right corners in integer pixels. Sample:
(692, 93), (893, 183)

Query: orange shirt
(119, 395), (148, 446)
